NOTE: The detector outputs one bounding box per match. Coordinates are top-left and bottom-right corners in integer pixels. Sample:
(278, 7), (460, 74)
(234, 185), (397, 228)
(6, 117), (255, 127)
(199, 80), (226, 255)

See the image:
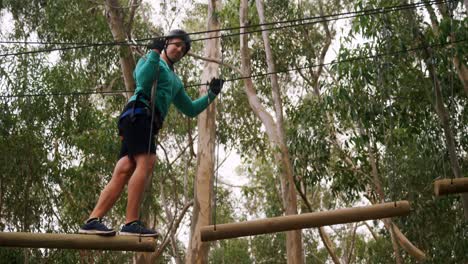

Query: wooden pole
(200, 201), (411, 242)
(0, 232), (156, 252)
(434, 177), (468, 196)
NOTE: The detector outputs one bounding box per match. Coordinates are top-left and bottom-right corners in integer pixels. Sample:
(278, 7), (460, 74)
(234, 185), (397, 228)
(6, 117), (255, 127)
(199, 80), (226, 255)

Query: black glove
(209, 78), (224, 95)
(147, 37), (166, 52)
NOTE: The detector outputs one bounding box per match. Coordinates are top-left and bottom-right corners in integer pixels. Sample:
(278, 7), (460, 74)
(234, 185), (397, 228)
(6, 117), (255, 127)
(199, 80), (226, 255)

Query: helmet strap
(162, 40), (175, 70)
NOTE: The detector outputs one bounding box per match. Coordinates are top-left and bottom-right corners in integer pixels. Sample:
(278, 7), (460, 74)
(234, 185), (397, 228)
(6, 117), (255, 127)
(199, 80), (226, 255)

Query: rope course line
(0, 0), (450, 47)
(0, 0), (451, 47)
(0, 38), (465, 99)
(0, 0), (453, 57)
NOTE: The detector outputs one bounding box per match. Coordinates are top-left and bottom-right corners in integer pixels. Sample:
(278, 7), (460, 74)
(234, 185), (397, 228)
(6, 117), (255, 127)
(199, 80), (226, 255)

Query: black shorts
(118, 101), (163, 160)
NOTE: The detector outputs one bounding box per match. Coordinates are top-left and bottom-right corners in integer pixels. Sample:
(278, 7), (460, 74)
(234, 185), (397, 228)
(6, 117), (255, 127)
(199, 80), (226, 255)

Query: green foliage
(250, 233), (286, 263)
(210, 239), (252, 263)
(326, 1), (468, 262)
(358, 235), (394, 263)
(0, 247), (25, 263)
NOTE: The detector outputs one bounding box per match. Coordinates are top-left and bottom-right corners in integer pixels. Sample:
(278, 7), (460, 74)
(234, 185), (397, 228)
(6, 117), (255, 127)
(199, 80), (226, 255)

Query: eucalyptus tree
(182, 0), (223, 263)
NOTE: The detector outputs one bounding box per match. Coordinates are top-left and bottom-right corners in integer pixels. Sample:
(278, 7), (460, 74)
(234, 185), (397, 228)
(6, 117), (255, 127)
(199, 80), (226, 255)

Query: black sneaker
(119, 220), (159, 237)
(78, 218), (116, 236)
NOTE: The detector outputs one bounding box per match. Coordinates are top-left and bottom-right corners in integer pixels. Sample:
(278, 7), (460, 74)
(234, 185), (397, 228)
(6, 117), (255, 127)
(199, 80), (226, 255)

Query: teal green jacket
(129, 50), (217, 120)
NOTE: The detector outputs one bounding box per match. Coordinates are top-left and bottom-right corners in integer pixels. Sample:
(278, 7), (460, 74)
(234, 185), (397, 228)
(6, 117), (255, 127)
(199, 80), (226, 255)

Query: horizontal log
(201, 201), (410, 242)
(0, 232), (156, 252)
(434, 177), (468, 196)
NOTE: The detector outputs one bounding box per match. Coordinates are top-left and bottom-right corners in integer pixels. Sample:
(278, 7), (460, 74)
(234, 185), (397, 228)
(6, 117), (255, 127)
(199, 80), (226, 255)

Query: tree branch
(188, 52), (242, 76)
(296, 180), (341, 264)
(363, 222), (379, 241)
(153, 201), (194, 259)
(126, 0), (140, 40)
(104, 0), (136, 99)
(313, 0), (333, 97)
(430, 2), (468, 97)
(346, 223), (358, 264)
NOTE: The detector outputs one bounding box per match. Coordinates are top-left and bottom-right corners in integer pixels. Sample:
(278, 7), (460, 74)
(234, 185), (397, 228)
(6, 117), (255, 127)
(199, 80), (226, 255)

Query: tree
(186, 0), (222, 263)
(238, 0), (304, 262)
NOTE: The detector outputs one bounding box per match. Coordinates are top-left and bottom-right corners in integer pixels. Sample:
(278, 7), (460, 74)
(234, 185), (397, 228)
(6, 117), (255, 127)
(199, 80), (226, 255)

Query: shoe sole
(78, 229), (116, 236)
(119, 231), (159, 238)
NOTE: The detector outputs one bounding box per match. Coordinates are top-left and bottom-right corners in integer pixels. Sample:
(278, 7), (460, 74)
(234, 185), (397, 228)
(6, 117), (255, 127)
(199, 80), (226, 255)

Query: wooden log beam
(0, 232), (156, 252)
(201, 201), (410, 242)
(434, 178), (468, 196)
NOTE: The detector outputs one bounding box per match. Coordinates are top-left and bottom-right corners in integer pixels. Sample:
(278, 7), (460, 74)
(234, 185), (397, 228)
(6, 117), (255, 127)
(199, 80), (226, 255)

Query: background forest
(0, 0), (467, 263)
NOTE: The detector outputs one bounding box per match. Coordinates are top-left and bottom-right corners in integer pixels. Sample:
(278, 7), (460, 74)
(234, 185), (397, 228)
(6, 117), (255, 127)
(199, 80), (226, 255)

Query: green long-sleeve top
(129, 50), (217, 120)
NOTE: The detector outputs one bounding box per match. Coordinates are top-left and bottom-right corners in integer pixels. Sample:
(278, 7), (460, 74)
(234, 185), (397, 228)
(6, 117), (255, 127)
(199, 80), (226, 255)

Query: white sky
(0, 10), (13, 33)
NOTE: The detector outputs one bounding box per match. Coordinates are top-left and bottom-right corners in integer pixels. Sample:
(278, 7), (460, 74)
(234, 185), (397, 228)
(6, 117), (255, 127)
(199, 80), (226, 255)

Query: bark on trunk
(253, 0), (303, 262)
(105, 0), (136, 99)
(186, 1), (221, 263)
(239, 0), (279, 147)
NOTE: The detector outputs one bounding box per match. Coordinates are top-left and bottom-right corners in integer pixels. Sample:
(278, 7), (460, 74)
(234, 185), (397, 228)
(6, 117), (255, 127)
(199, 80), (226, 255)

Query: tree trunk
(239, 0), (279, 155)
(235, 1), (303, 262)
(104, 0), (136, 99)
(186, 1), (221, 263)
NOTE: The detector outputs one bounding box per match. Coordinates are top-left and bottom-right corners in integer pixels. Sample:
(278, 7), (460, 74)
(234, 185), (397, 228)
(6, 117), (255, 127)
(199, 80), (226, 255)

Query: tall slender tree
(187, 1), (221, 263)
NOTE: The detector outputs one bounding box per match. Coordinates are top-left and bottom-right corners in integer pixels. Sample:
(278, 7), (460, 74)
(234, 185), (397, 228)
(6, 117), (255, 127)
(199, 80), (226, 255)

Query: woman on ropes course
(78, 29), (224, 237)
